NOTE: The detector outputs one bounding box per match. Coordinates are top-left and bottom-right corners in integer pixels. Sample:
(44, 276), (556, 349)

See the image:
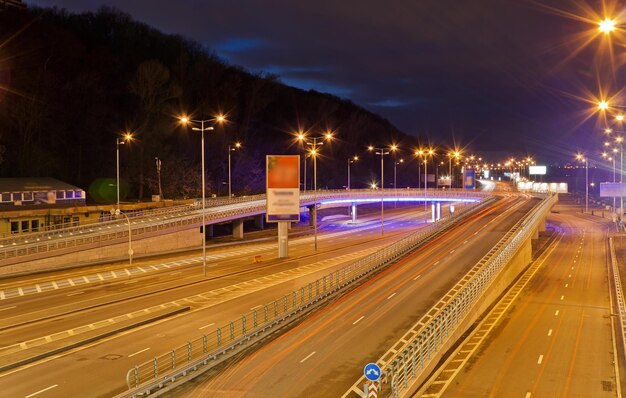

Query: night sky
(27, 0), (620, 163)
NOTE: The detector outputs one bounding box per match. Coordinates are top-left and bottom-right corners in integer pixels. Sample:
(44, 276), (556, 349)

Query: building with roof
(0, 178), (86, 208)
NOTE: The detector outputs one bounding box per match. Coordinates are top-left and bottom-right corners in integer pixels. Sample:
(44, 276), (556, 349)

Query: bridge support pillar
(308, 205), (317, 227)
(278, 221), (289, 258)
(202, 224), (213, 239)
(351, 202), (357, 223)
(436, 202), (441, 221)
(254, 215), (265, 230)
(431, 202), (436, 222)
(538, 216), (546, 232)
(232, 219), (244, 239)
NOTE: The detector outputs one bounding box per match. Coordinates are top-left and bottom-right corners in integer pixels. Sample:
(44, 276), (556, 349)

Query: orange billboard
(266, 155), (300, 222)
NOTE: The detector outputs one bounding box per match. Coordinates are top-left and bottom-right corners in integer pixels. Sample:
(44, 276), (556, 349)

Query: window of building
(12, 192), (22, 201)
(10, 221), (18, 234)
(21, 220), (29, 232)
(56, 191), (65, 200)
(66, 191), (74, 199)
(31, 219), (39, 232)
(1, 193), (9, 202)
(23, 192), (33, 201)
(63, 216), (71, 225)
(75, 190), (83, 198)
(72, 216), (79, 226)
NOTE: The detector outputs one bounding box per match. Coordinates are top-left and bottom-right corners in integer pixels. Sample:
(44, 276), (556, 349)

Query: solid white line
(300, 351), (316, 363)
(537, 355), (543, 364)
(0, 305), (16, 312)
(560, 295), (564, 300)
(387, 292), (397, 300)
(555, 310), (559, 316)
(128, 347), (150, 357)
(565, 284), (568, 288)
(199, 323), (215, 330)
(125, 280), (139, 284)
(170, 271), (182, 276)
(353, 316), (365, 325)
(25, 384), (58, 398)
(413, 275), (422, 281)
(525, 392), (531, 398)
(67, 291), (85, 297)
(548, 329), (553, 336)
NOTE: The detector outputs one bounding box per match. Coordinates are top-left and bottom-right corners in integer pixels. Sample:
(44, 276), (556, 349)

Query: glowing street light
(299, 131), (334, 250)
(599, 18), (617, 34)
(369, 144), (398, 235)
(598, 100), (610, 111)
(347, 155), (358, 190)
(116, 133), (133, 210)
(228, 141), (242, 199)
(179, 114), (226, 276)
(576, 153), (588, 213)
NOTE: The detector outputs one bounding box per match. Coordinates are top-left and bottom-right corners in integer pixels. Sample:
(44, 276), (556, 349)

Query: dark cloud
(26, 0), (605, 161)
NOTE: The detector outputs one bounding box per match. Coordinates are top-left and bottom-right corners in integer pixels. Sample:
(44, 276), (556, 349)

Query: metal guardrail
(608, 238), (626, 360)
(119, 196), (497, 397)
(0, 190), (488, 263)
(343, 193), (557, 398)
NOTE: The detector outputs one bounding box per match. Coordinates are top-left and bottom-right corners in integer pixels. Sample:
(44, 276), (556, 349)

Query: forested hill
(0, 6), (414, 200)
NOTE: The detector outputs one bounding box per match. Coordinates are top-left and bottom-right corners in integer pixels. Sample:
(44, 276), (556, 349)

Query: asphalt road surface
(170, 195), (537, 397)
(442, 200), (621, 397)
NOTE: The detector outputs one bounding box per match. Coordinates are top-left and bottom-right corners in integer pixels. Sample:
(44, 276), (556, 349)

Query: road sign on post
(364, 362), (381, 381)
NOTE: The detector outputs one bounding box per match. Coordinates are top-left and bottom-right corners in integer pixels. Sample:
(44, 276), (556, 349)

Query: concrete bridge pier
(308, 205), (317, 227)
(232, 219), (244, 239)
(351, 202), (357, 223)
(431, 202), (442, 222)
(254, 215), (264, 230)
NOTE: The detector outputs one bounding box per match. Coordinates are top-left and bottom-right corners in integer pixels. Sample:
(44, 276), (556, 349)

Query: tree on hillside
(130, 59), (181, 198)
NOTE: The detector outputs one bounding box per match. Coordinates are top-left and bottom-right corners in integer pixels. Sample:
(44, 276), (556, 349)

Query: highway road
(0, 203), (447, 397)
(169, 195), (538, 397)
(438, 198), (621, 397)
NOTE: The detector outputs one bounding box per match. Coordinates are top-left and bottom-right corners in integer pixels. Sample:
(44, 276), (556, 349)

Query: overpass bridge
(0, 189), (488, 276)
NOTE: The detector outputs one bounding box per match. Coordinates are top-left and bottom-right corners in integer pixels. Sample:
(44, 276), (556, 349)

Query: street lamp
(369, 144), (397, 235)
(116, 133), (133, 210)
(415, 149), (424, 188)
(599, 18), (617, 34)
(179, 114), (226, 276)
(228, 142), (242, 198)
(448, 151), (460, 188)
(299, 131), (334, 250)
(347, 155), (358, 189)
(155, 157), (163, 200)
(603, 151), (616, 210)
(576, 153), (588, 213)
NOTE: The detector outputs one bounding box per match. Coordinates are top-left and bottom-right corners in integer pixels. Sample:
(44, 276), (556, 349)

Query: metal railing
(0, 190), (488, 264)
(119, 196), (497, 397)
(609, 237), (626, 360)
(343, 193), (557, 398)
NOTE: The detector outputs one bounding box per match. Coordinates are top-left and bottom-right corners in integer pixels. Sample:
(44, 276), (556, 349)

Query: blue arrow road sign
(364, 363), (381, 381)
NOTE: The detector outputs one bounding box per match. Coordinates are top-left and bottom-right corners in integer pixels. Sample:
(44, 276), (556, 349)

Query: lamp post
(347, 155), (358, 189)
(415, 149), (423, 188)
(576, 153), (588, 213)
(179, 115), (225, 276)
(603, 151), (616, 210)
(299, 131), (334, 250)
(228, 142), (242, 199)
(116, 133), (133, 210)
(369, 144), (397, 235)
(448, 151), (460, 188)
(155, 157), (163, 200)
